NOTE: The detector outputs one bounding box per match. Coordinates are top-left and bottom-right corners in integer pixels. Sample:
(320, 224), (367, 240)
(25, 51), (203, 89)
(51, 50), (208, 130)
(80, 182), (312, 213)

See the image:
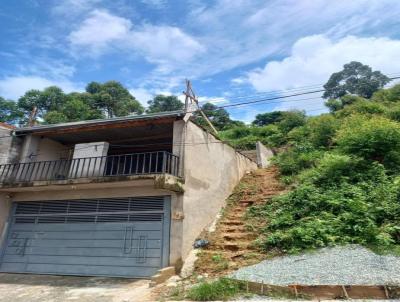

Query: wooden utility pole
(28, 106), (38, 127)
(183, 80), (219, 135)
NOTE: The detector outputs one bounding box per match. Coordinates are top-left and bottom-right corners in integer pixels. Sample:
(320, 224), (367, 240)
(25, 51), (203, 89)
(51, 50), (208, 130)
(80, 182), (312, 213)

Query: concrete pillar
(70, 142), (109, 178)
(0, 193), (12, 248)
(256, 141), (274, 168)
(19, 134), (40, 163)
(173, 120), (185, 177)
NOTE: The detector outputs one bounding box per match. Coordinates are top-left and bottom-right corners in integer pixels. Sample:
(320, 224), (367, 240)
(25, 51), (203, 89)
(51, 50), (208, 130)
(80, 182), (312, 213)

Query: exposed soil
(194, 167), (286, 277)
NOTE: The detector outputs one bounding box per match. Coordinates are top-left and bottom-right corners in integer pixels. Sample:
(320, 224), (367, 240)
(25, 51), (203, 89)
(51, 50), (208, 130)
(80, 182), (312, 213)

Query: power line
(199, 73), (400, 105)
(218, 90), (324, 109)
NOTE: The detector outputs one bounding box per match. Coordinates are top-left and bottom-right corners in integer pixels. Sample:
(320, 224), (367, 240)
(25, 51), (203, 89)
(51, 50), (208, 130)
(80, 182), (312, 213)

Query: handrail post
(162, 151), (167, 173)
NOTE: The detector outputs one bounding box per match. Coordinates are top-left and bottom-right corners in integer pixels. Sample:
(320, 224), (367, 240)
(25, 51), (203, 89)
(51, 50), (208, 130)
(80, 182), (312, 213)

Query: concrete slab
(0, 273), (154, 302)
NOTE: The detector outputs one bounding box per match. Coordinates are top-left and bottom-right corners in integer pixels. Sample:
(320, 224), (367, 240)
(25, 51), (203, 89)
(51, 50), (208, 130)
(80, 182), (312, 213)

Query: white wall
(180, 121), (257, 258)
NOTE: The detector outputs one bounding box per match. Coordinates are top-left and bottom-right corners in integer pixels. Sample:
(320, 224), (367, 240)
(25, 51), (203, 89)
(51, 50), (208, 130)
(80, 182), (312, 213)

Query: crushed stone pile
(231, 245), (400, 285)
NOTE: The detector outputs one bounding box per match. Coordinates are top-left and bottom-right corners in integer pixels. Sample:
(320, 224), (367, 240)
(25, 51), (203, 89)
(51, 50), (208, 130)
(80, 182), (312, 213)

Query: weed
(186, 278), (245, 301)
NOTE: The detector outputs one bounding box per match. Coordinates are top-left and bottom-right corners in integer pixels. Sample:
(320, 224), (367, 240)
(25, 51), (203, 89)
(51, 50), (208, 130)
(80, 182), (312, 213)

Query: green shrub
(386, 104), (400, 122)
(273, 145), (323, 176)
(335, 115), (400, 171)
(337, 101), (387, 117)
(256, 175), (400, 252)
(277, 110), (306, 134)
(288, 115), (339, 148)
(220, 126), (252, 139)
(372, 84), (400, 102)
(186, 278), (244, 301)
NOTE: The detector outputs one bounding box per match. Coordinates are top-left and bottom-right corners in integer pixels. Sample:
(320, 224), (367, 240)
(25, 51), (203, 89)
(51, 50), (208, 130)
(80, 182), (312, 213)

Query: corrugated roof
(0, 122), (15, 129)
(15, 110), (185, 134)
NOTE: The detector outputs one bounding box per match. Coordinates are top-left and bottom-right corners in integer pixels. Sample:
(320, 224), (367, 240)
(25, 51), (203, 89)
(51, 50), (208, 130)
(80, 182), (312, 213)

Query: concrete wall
(180, 121), (257, 258)
(36, 138), (67, 161)
(256, 141), (274, 168)
(0, 127), (22, 165)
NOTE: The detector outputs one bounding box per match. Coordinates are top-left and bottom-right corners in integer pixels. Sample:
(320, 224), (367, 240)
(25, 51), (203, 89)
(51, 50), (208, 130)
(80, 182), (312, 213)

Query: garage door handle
(123, 226), (134, 254)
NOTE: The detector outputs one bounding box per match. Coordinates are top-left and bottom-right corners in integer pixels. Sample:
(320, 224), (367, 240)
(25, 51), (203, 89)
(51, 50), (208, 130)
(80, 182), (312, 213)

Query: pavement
(0, 273), (154, 302)
(0, 273), (395, 302)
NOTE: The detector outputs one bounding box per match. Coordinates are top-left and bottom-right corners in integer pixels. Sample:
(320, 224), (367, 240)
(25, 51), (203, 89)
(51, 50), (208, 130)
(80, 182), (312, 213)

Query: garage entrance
(0, 196), (170, 278)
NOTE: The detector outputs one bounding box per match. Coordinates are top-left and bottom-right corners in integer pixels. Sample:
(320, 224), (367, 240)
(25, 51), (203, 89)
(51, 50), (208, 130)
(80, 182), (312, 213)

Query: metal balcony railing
(0, 151), (180, 185)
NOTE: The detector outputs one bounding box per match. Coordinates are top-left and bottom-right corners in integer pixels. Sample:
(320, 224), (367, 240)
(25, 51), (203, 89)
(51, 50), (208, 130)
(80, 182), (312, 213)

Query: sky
(1, 0), (400, 122)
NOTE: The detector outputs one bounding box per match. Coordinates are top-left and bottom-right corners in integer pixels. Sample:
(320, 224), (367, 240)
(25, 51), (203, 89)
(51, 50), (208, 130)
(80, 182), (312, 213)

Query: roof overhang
(14, 111), (185, 136)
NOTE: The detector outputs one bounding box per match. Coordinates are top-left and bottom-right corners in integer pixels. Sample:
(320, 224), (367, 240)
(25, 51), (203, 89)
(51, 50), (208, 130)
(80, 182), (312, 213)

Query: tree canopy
(0, 81), (144, 125)
(252, 111), (284, 126)
(323, 61), (390, 100)
(194, 102), (244, 131)
(146, 95), (184, 113)
(85, 81), (143, 118)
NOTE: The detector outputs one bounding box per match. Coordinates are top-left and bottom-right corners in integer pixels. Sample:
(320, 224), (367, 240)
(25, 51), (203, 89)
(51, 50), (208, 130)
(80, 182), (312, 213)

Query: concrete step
(220, 220), (243, 226)
(222, 232), (253, 241)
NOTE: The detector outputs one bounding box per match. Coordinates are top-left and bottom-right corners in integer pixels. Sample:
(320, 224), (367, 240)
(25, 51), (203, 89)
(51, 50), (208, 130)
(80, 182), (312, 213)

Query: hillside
(215, 85), (400, 256)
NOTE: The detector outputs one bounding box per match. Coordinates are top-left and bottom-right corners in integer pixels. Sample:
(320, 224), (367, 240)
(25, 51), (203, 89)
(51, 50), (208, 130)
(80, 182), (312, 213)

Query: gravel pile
(231, 245), (400, 285)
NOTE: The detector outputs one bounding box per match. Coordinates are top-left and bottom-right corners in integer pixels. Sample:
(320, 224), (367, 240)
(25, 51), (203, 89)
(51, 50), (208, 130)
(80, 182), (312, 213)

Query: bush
(219, 124), (286, 149)
(277, 110), (306, 134)
(372, 84), (400, 103)
(255, 165), (400, 252)
(337, 101), (387, 117)
(386, 104), (400, 122)
(186, 278), (244, 301)
(335, 115), (400, 171)
(273, 145), (323, 176)
(288, 115), (339, 148)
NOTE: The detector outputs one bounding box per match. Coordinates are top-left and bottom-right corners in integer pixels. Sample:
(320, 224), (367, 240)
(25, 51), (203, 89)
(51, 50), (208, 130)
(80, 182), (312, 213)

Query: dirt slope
(194, 167), (286, 277)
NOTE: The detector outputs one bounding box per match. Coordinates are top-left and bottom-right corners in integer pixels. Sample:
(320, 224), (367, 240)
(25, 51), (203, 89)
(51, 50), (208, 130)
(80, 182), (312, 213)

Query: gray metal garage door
(0, 196), (170, 278)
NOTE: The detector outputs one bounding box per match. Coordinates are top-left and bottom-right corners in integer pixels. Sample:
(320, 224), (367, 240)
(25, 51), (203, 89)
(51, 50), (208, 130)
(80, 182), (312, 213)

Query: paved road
(0, 273), (154, 302)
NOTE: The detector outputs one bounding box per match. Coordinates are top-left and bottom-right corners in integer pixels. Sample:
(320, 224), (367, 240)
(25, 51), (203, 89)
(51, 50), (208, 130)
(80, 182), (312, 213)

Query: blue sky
(1, 0), (400, 122)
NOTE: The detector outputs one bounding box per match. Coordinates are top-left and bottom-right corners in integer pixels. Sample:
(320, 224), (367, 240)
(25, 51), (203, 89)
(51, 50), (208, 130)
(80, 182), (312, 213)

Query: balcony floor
(0, 173), (184, 193)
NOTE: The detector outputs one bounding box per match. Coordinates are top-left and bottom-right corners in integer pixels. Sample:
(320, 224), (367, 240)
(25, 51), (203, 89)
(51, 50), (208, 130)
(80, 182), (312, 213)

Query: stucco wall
(180, 121), (257, 258)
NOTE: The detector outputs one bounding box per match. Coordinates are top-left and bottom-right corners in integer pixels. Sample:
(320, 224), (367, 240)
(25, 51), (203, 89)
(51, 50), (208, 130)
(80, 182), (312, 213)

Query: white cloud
(0, 76), (82, 100)
(68, 10), (204, 70)
(245, 35), (400, 92)
(236, 35), (400, 114)
(130, 25), (205, 71)
(128, 87), (154, 106)
(68, 10), (132, 55)
(52, 0), (102, 17)
(198, 96), (228, 105)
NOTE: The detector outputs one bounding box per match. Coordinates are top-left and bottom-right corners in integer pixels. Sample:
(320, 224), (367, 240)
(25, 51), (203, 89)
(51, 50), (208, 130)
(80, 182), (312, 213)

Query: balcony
(0, 151), (180, 186)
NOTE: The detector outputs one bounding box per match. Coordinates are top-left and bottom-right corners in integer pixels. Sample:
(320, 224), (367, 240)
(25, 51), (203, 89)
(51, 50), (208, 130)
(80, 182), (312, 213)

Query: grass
(186, 278), (245, 301)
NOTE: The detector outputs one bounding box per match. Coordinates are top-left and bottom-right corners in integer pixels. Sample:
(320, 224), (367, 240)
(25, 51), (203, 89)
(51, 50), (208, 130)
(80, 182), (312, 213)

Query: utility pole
(28, 106), (38, 127)
(183, 80), (219, 135)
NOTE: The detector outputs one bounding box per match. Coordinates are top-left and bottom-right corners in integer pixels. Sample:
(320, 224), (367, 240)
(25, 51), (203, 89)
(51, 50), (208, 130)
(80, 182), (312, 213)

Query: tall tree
(17, 86), (67, 122)
(0, 97), (23, 124)
(194, 102), (243, 131)
(146, 95), (184, 113)
(86, 81), (144, 117)
(323, 61), (390, 99)
(252, 111), (284, 126)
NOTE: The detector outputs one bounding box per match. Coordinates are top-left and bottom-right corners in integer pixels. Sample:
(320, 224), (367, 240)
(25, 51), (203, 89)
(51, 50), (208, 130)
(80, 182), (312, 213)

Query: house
(0, 111), (257, 278)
